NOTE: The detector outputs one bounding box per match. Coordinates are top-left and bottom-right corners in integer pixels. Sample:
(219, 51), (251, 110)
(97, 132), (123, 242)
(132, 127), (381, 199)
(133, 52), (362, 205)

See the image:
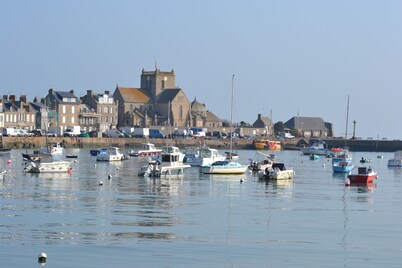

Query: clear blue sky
(1, 0), (401, 139)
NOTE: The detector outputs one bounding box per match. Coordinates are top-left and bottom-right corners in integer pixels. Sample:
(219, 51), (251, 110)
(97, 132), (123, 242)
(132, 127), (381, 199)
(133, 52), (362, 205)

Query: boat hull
(200, 166), (248, 174)
(24, 160), (71, 173)
(387, 159), (402, 167)
(348, 174), (377, 183)
(270, 170), (295, 180)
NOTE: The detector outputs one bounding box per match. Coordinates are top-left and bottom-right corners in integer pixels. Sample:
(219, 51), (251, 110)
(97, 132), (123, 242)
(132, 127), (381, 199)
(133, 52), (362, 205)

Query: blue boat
(301, 141), (333, 156)
(332, 160), (354, 173)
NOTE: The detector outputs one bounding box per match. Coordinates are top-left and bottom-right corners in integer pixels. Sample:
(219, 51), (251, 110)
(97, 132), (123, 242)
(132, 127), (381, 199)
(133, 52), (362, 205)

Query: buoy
(116, 167), (119, 170)
(7, 159), (11, 165)
(94, 164), (97, 167)
(240, 178), (244, 183)
(108, 174), (112, 180)
(99, 180), (103, 186)
(38, 252), (47, 263)
(68, 168), (73, 174)
(345, 180), (350, 186)
(322, 164), (325, 168)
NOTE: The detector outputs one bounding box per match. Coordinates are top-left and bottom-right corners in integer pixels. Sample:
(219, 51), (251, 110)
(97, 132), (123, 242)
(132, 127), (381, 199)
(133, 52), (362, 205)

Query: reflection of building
(284, 116), (332, 138)
(113, 68), (222, 128)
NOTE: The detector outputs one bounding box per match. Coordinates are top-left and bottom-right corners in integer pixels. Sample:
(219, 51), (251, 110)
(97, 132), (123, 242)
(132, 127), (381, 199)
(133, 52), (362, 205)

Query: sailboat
(332, 95), (354, 173)
(200, 74), (248, 175)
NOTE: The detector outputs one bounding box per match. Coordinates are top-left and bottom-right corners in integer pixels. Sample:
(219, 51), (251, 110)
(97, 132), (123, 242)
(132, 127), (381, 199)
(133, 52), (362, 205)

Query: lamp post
(352, 120), (356, 139)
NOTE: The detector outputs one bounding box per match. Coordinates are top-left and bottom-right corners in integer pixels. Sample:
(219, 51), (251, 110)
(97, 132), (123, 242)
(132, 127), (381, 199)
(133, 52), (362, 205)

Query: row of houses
(0, 68), (333, 138)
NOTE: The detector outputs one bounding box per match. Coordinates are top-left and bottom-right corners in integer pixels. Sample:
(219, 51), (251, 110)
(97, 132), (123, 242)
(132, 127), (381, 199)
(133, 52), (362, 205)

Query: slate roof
(54, 91), (80, 104)
(156, 88), (181, 103)
(284, 116), (327, 131)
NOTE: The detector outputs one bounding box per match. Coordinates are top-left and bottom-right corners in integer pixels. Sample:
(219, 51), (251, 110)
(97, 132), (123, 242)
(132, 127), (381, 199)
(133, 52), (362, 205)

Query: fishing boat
(258, 162), (295, 180)
(332, 160), (354, 173)
(348, 166), (377, 183)
(387, 151), (402, 167)
(96, 147), (125, 162)
(200, 160), (248, 175)
(138, 149), (191, 177)
(253, 139), (269, 150)
(128, 142), (162, 157)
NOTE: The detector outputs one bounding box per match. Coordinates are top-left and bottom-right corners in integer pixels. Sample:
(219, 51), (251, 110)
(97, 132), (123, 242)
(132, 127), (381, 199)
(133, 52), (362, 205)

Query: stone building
(30, 97), (50, 130)
(81, 90), (118, 132)
(2, 95), (36, 130)
(284, 116), (331, 138)
(45, 89), (81, 135)
(189, 98), (222, 128)
(252, 114), (273, 136)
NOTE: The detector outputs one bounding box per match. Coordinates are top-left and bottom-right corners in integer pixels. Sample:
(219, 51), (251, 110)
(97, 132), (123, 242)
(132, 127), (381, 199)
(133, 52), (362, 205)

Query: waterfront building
(189, 97), (222, 128)
(45, 89), (80, 135)
(252, 113), (273, 136)
(30, 97), (51, 130)
(2, 95), (36, 130)
(80, 90), (118, 133)
(284, 116), (332, 138)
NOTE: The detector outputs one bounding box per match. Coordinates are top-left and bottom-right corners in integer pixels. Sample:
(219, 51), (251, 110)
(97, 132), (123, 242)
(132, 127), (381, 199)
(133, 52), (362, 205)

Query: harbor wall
(2, 136), (402, 152)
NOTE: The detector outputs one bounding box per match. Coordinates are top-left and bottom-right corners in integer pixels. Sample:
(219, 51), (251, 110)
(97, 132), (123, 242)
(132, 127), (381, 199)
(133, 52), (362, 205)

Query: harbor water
(1, 149), (402, 267)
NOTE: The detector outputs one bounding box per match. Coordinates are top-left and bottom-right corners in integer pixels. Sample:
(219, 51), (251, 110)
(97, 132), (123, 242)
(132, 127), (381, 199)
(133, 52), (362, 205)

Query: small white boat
(23, 155), (71, 173)
(96, 147), (125, 162)
(185, 147), (226, 166)
(387, 151), (402, 167)
(128, 143), (162, 157)
(36, 142), (64, 156)
(258, 163), (295, 180)
(200, 160), (248, 175)
(138, 150), (190, 177)
(301, 141), (333, 156)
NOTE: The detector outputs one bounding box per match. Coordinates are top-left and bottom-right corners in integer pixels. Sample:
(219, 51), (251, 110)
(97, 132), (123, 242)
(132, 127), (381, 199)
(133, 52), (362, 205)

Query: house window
(63, 105), (66, 114)
(72, 106), (75, 114)
(62, 116), (66, 123)
(5, 114), (9, 122)
(71, 117), (75, 124)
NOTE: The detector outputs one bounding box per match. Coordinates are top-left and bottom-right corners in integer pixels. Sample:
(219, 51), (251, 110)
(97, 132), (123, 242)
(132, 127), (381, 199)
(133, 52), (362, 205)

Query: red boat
(348, 166), (378, 183)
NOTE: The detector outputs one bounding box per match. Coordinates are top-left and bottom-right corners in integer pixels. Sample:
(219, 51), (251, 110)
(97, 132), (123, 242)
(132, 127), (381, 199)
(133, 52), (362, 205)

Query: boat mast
(344, 95), (350, 147)
(230, 74), (234, 154)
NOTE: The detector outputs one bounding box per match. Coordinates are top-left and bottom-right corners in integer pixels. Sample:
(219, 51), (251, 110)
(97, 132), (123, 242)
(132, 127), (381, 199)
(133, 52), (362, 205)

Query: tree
(274, 121), (285, 135)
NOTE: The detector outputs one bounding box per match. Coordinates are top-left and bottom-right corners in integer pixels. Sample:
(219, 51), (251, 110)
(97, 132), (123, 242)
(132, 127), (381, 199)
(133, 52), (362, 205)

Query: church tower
(140, 68), (176, 101)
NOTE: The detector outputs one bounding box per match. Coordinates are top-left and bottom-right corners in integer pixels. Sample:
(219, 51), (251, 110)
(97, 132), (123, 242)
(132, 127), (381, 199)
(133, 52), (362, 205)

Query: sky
(1, 0), (402, 139)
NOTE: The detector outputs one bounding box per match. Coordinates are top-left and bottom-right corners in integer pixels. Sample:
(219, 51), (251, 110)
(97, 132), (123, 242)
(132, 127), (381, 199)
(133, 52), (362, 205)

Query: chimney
(33, 97), (38, 103)
(49, 88), (54, 95)
(9, 95), (16, 102)
(41, 98), (46, 105)
(258, 113), (262, 120)
(87, 90), (93, 96)
(69, 89), (74, 95)
(2, 95), (8, 101)
(20, 95), (27, 103)
(105, 90), (110, 95)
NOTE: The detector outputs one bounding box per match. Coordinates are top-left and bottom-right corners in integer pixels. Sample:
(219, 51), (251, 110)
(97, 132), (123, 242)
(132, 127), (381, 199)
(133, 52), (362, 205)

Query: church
(113, 68), (222, 128)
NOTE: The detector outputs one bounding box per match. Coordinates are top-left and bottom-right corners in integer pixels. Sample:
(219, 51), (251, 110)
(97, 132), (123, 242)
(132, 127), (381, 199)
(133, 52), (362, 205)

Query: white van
(2, 128), (19, 137)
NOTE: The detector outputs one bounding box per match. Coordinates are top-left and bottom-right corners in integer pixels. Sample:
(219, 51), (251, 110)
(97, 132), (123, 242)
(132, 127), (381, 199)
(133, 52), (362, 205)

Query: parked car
(18, 129), (34, 137)
(103, 129), (124, 138)
(149, 129), (167, 138)
(78, 132), (90, 138)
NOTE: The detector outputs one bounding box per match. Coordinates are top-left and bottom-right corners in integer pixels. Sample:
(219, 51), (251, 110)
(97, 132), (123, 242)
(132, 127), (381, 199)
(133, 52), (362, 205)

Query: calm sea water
(1, 148), (402, 267)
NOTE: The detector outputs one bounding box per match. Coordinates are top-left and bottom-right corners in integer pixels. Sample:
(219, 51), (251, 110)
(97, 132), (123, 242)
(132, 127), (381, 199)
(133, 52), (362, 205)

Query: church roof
(117, 87), (150, 103)
(156, 88), (182, 103)
(206, 111), (221, 122)
(284, 116), (327, 131)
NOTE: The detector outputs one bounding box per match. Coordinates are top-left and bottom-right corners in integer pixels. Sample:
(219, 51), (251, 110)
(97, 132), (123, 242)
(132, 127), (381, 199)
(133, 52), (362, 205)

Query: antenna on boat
(344, 95), (350, 148)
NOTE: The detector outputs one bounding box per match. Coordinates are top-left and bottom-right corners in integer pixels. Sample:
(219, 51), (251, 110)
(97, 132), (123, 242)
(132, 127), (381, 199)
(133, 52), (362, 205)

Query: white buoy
(38, 252), (47, 263)
(240, 178), (244, 183)
(108, 174), (112, 180)
(322, 164), (325, 168)
(99, 180), (103, 186)
(94, 164), (97, 167)
(116, 167), (119, 170)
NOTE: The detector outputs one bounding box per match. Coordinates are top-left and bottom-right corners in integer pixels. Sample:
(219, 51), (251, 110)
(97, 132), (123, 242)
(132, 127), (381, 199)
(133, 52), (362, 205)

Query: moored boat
(200, 160), (248, 175)
(23, 154), (71, 173)
(253, 139), (269, 150)
(301, 140), (333, 156)
(96, 147), (125, 162)
(387, 151), (402, 167)
(332, 160), (354, 173)
(128, 142), (162, 157)
(138, 150), (191, 177)
(348, 166), (377, 183)
(258, 162), (295, 180)
(185, 146), (226, 166)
